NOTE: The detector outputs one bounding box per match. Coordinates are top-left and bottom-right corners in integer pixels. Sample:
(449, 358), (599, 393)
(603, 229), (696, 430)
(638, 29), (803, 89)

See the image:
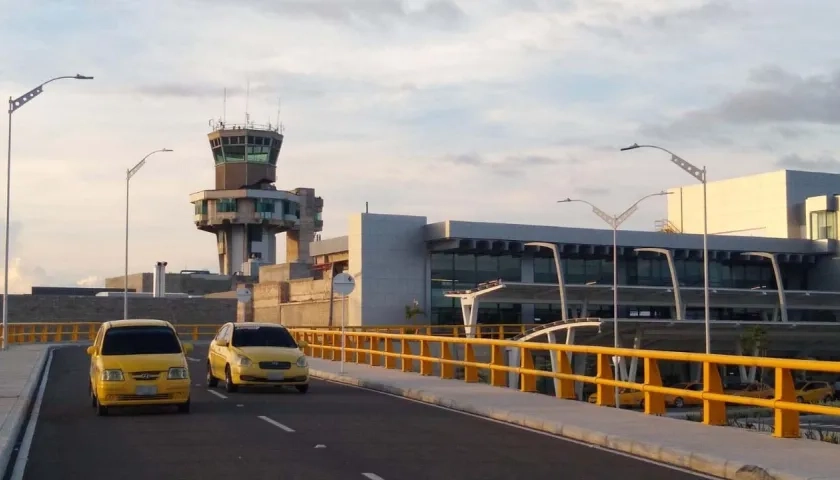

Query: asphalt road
(16, 345), (716, 480)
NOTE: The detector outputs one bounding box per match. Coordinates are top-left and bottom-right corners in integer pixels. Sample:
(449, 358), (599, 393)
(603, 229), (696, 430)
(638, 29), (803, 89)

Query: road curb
(311, 369), (815, 480)
(0, 346), (53, 478)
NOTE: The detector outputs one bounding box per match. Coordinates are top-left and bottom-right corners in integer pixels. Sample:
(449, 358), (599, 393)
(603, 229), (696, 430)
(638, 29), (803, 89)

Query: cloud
(776, 154), (840, 172)
(441, 152), (576, 176)
(76, 275), (102, 288)
(575, 186), (610, 196)
(194, 0), (467, 30)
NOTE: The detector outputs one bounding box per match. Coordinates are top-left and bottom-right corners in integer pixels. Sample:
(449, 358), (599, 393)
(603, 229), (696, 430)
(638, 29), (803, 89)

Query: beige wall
(667, 171), (789, 238)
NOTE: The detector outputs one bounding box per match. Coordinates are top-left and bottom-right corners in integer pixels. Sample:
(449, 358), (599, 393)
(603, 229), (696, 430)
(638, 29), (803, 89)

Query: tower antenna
(276, 97), (282, 132)
(222, 87), (227, 125)
(245, 80), (250, 126)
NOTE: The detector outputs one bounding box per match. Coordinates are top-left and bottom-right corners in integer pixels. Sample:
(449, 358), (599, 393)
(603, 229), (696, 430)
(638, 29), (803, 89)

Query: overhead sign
(332, 272), (356, 296)
(236, 288), (252, 303)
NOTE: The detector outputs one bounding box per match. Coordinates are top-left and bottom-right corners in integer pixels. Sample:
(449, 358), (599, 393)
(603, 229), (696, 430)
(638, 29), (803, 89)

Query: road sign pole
(340, 293), (346, 375)
(331, 272), (356, 377)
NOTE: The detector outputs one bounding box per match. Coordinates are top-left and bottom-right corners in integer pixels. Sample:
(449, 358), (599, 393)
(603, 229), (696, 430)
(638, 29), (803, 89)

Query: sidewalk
(0, 344), (51, 475)
(309, 358), (840, 480)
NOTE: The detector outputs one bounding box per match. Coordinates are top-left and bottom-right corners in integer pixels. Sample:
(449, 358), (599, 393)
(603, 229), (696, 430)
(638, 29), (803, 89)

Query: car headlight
(296, 356), (308, 368)
(168, 367), (189, 380)
(102, 369), (124, 381)
(235, 354), (252, 367)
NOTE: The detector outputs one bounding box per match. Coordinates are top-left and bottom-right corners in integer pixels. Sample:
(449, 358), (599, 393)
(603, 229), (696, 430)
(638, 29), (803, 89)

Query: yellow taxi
(725, 382), (775, 400)
(206, 322), (310, 393)
(794, 381), (835, 403)
(87, 319), (193, 416)
(663, 382), (704, 408)
(587, 388), (644, 408)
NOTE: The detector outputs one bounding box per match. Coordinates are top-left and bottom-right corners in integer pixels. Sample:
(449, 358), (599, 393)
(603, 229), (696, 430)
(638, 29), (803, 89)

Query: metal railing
(287, 328), (840, 439)
(0, 322), (531, 345)
(0, 322), (222, 344)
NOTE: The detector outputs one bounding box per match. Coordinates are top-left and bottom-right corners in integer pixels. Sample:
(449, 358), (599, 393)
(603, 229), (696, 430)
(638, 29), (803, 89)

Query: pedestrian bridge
(1, 321), (840, 480)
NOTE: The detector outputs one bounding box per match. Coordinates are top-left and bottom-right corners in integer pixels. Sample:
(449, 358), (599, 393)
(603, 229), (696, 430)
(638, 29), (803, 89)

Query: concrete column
(460, 298), (480, 338)
(573, 352), (587, 400)
(520, 253), (535, 324)
(735, 341), (748, 382)
(627, 327), (642, 382)
(547, 330), (561, 396)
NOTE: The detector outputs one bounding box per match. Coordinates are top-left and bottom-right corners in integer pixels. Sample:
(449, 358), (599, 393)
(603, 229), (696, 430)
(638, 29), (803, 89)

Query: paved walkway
(0, 345), (51, 475)
(309, 358), (840, 480)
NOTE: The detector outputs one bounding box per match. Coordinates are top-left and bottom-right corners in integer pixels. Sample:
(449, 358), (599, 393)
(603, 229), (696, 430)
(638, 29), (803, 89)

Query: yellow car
(87, 319), (193, 416)
(587, 388), (644, 408)
(207, 322), (310, 393)
(794, 381), (835, 403)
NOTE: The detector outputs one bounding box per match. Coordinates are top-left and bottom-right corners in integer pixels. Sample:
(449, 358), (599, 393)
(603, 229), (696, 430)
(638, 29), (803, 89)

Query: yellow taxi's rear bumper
(95, 379), (191, 406)
(232, 364), (310, 386)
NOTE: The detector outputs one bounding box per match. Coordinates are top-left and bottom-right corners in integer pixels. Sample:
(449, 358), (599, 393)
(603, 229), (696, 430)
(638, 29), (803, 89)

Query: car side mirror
(298, 340), (309, 349)
(86, 346), (95, 356)
(183, 342), (194, 354)
(216, 339), (228, 347)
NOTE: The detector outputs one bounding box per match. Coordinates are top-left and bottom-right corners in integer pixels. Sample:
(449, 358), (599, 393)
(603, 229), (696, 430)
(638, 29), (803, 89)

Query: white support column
(507, 346), (520, 390)
(627, 327), (642, 382)
(460, 298), (480, 339)
(748, 346), (758, 383)
(635, 248), (683, 320)
(573, 351), (587, 400)
(735, 341), (748, 382)
(743, 252), (788, 323)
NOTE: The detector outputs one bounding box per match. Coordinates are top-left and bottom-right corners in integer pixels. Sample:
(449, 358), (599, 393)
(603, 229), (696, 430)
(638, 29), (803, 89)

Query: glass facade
(430, 251), (811, 326)
(210, 135), (281, 166)
(810, 211), (836, 240)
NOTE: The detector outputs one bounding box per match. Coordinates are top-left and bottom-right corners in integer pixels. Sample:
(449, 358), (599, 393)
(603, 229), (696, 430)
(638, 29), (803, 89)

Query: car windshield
(100, 326), (182, 356)
(232, 326), (297, 348)
(794, 381), (809, 390)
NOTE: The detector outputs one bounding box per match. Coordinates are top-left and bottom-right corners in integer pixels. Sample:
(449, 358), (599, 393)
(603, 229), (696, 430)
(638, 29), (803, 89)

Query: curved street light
(3, 74), (94, 350)
(124, 149), (173, 320)
(559, 191), (670, 408)
(621, 143), (711, 354)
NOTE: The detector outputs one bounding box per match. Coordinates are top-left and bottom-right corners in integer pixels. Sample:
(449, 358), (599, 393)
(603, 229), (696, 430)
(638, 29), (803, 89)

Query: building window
(810, 211), (836, 240)
(217, 198), (237, 213)
(254, 199), (275, 214)
(194, 201), (207, 215)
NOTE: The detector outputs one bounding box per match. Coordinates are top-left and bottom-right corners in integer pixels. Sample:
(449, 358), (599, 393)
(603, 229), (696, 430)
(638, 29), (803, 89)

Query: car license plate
(267, 372), (285, 381)
(135, 385), (158, 396)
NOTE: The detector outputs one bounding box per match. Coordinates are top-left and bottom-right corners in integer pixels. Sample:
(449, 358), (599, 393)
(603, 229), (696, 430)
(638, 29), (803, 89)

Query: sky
(0, 0), (839, 292)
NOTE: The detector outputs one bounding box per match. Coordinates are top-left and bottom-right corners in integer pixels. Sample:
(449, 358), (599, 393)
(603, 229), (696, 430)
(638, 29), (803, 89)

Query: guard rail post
(519, 346), (537, 392)
(774, 367), (800, 438)
(419, 339), (433, 376)
(440, 341), (455, 379)
(703, 360), (727, 425)
(555, 347), (575, 399)
(383, 337), (396, 369)
(643, 357), (666, 415)
(490, 343), (506, 387)
(463, 343), (478, 383)
(401, 337), (412, 373)
(595, 353), (616, 406)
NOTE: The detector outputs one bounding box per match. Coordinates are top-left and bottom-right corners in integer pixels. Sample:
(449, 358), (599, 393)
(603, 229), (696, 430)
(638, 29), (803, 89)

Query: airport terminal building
(308, 169), (840, 344)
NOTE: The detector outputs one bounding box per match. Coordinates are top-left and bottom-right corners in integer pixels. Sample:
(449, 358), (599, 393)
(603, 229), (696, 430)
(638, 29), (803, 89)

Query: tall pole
(123, 148), (173, 321)
(612, 224), (619, 409)
(124, 169), (130, 320)
(558, 191), (670, 408)
(2, 104), (12, 350)
(340, 293), (346, 375)
(1, 74), (94, 350)
(621, 143), (711, 353)
(702, 172), (710, 353)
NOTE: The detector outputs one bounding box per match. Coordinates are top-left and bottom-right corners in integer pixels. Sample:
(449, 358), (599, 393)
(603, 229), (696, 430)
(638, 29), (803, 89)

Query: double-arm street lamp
(3, 74), (94, 350)
(124, 149), (173, 320)
(620, 144), (711, 354)
(559, 191), (669, 407)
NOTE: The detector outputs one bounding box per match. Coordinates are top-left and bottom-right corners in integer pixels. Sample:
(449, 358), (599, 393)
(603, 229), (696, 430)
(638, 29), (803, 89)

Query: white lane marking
(362, 474), (385, 480)
(320, 379), (721, 480)
(10, 349), (54, 480)
(187, 357), (200, 362)
(258, 415), (295, 432)
(207, 389), (228, 399)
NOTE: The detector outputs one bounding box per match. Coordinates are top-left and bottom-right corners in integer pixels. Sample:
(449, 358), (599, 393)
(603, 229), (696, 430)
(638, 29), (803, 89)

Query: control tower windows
(194, 201), (207, 215)
(315, 212), (322, 221)
(217, 198), (237, 213)
(255, 199), (275, 214)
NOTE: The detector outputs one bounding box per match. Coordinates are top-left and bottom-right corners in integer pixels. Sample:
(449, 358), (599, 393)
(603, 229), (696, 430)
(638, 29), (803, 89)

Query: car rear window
(231, 326), (297, 348)
(101, 325), (182, 356)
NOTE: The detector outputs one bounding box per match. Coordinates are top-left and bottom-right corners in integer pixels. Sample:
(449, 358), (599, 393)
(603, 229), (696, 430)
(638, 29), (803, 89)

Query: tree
(404, 299), (424, 321)
(739, 325), (768, 383)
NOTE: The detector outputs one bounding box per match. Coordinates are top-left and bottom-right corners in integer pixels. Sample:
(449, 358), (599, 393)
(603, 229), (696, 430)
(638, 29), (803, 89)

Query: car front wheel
(206, 362), (218, 388)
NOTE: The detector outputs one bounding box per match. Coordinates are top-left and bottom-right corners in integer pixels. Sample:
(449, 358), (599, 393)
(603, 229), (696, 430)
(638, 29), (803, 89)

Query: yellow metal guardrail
(287, 328), (840, 439)
(0, 322), (529, 344)
(0, 322), (223, 344)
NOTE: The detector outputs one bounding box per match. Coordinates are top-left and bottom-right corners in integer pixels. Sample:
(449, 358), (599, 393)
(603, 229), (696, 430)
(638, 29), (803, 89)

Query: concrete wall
(666, 169), (840, 239)
(2, 295), (236, 324)
(348, 213), (429, 327)
(104, 272), (239, 295)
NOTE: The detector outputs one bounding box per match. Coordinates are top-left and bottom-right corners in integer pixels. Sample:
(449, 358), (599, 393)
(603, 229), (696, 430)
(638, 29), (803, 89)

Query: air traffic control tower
(189, 119), (324, 276)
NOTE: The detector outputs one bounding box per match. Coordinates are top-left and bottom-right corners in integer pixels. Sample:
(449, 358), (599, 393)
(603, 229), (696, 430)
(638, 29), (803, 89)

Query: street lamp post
(558, 191), (669, 407)
(2, 74), (93, 350)
(621, 143), (711, 354)
(124, 149), (173, 320)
